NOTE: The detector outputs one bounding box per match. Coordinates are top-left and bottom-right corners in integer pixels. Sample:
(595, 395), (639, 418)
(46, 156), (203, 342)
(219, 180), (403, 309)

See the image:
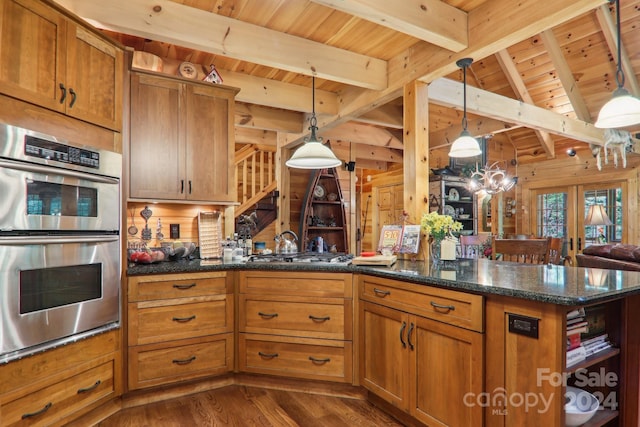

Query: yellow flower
(420, 211), (463, 241)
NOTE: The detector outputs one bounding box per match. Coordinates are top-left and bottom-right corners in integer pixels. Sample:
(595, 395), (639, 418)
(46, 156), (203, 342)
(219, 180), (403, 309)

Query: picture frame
(399, 224), (421, 254)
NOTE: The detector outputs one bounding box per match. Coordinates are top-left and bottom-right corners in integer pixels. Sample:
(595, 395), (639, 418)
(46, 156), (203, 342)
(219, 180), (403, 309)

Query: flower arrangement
(420, 211), (463, 241)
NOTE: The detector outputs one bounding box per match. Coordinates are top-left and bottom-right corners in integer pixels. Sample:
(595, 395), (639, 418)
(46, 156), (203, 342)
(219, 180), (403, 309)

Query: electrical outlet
(170, 224), (180, 239)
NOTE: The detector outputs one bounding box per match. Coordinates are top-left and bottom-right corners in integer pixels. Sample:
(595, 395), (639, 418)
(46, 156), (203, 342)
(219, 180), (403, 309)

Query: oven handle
(0, 235), (119, 245)
(0, 158), (119, 184)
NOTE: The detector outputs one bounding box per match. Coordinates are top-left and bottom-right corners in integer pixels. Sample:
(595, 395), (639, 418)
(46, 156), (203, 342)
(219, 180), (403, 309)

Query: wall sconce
(344, 161), (356, 172)
(505, 197), (517, 217)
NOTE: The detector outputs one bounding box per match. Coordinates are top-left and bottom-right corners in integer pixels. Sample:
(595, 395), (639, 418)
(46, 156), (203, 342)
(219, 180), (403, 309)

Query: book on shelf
(566, 345), (587, 368)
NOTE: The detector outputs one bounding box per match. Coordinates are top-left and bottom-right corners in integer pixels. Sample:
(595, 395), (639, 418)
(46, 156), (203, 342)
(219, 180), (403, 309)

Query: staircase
(235, 144), (277, 235)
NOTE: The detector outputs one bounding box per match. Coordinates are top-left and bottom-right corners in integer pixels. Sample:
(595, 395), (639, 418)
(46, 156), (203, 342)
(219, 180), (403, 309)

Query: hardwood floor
(97, 385), (404, 426)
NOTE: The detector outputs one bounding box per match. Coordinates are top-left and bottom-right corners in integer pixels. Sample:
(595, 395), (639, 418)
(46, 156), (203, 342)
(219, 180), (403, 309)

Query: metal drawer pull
(77, 380), (101, 394)
(407, 322), (415, 350)
(308, 356), (331, 364)
(22, 402), (52, 419)
(258, 352), (279, 359)
(309, 315), (330, 322)
(430, 301), (455, 312)
(400, 321), (407, 348)
(172, 315), (196, 323)
(69, 88), (77, 108)
(258, 312), (278, 319)
(172, 356), (196, 365)
(173, 283), (196, 290)
(59, 83), (66, 103)
(373, 288), (391, 297)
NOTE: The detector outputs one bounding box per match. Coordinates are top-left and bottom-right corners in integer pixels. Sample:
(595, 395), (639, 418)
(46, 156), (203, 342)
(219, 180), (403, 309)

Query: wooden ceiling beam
(354, 104), (404, 129)
(222, 69), (338, 115)
(495, 49), (555, 157)
(321, 122), (404, 149)
(317, 0), (606, 147)
(429, 118), (521, 149)
(53, 0), (387, 90)
(429, 77), (605, 146)
(235, 103), (304, 134)
(235, 127), (277, 146)
(308, 0), (468, 52)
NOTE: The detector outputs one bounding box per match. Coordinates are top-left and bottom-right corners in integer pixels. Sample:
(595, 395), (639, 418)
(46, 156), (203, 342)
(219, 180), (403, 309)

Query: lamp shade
(285, 140), (342, 169)
(448, 130), (482, 158)
(584, 205), (613, 226)
(595, 87), (640, 128)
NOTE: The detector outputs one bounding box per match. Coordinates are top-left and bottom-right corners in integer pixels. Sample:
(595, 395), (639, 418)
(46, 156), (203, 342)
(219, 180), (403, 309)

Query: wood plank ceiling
(54, 0), (640, 169)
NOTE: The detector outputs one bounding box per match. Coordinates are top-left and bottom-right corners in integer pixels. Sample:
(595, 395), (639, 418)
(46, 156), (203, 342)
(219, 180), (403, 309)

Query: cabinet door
(360, 301), (410, 410)
(130, 73), (185, 200)
(185, 84), (234, 202)
(65, 24), (123, 131)
(410, 315), (484, 427)
(0, 0), (66, 113)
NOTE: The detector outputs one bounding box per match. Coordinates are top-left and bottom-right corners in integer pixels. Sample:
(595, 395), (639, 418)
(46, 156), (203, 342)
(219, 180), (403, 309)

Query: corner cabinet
(0, 0), (124, 132)
(129, 71), (239, 203)
(429, 175), (477, 234)
(300, 168), (348, 253)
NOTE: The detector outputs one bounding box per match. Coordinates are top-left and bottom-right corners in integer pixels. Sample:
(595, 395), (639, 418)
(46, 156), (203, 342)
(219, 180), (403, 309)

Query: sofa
(575, 244), (640, 271)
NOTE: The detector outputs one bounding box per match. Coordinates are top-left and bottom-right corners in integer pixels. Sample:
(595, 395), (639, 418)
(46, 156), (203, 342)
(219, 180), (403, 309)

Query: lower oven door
(0, 234), (120, 359)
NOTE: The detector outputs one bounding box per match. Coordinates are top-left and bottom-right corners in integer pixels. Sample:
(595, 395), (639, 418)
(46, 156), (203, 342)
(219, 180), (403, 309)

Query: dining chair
(491, 237), (551, 264)
(460, 234), (489, 259)
(547, 237), (573, 266)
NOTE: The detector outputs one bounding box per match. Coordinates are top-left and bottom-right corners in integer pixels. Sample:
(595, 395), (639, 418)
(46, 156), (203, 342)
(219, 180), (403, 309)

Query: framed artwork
(399, 224), (421, 254)
(378, 225), (403, 253)
(449, 137), (487, 173)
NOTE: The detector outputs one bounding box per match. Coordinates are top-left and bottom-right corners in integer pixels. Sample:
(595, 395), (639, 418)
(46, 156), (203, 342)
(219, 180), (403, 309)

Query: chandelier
(468, 162), (518, 194)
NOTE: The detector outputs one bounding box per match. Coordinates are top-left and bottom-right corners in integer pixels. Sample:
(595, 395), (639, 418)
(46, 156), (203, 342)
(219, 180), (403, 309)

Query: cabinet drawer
(238, 334), (352, 383)
(360, 276), (483, 332)
(128, 334), (233, 390)
(129, 297), (232, 345)
(239, 295), (349, 340)
(239, 271), (352, 298)
(1, 360), (115, 427)
(128, 272), (228, 301)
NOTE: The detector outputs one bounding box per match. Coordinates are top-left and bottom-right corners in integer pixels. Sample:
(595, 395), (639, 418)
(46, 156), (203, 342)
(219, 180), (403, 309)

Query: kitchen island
(125, 258), (640, 426)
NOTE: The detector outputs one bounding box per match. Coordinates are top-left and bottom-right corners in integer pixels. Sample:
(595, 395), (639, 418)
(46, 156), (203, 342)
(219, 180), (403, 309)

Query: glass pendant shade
(584, 205), (613, 226)
(594, 0), (640, 128)
(449, 130), (482, 158)
(595, 87), (640, 128)
(286, 137), (342, 169)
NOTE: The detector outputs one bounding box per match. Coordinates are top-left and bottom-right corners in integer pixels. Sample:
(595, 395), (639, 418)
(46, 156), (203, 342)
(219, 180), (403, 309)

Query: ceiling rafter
(53, 0), (388, 90)
(308, 0), (468, 52)
(539, 30), (592, 121)
(495, 49), (555, 157)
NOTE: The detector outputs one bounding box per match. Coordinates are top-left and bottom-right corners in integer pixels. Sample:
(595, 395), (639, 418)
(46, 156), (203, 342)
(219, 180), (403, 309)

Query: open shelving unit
(299, 168), (348, 253)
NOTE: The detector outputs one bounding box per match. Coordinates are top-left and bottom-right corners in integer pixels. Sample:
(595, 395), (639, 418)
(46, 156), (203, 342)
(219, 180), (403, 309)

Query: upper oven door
(0, 158), (120, 232)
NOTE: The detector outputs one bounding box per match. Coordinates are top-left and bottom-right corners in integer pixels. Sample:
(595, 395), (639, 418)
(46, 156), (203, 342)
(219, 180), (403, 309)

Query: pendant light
(595, 0), (640, 128)
(449, 58), (482, 158)
(286, 76), (342, 169)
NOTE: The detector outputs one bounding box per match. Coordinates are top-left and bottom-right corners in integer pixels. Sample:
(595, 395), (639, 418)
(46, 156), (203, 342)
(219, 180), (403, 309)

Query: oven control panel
(24, 135), (100, 169)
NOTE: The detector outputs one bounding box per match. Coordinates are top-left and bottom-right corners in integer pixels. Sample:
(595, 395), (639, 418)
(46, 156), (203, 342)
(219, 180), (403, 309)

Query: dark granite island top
(127, 258), (640, 306)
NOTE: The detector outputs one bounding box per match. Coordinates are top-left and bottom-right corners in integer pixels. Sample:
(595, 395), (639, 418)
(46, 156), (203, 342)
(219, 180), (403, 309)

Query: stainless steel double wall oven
(0, 124), (122, 362)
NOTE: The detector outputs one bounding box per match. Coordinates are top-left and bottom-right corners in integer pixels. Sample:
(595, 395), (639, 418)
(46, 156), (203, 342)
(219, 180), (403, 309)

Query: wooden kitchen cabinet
(129, 71), (238, 203)
(0, 330), (121, 427)
(127, 272), (234, 390)
(359, 275), (484, 426)
(0, 0), (123, 131)
(237, 271), (354, 383)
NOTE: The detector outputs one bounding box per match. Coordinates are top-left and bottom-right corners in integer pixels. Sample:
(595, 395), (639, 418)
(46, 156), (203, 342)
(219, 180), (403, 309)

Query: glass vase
(430, 238), (442, 264)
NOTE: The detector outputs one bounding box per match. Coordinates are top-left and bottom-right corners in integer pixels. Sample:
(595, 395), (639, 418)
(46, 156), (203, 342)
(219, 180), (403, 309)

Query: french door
(530, 181), (626, 261)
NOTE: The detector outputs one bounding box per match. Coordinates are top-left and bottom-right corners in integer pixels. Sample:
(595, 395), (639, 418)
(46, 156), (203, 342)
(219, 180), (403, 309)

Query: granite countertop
(127, 258), (640, 306)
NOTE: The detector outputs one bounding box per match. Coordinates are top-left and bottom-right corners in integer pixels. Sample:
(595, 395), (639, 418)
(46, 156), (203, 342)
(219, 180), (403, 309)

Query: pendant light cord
(614, 0), (625, 89)
(310, 76), (318, 130)
(462, 64), (468, 131)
